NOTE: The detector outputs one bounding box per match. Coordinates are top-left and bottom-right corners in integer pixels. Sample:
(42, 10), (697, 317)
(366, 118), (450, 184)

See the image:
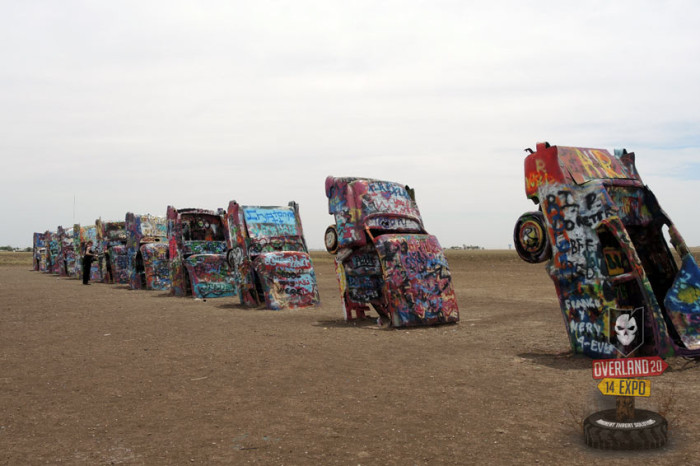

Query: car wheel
(324, 225), (339, 254)
(583, 409), (667, 450)
(514, 211), (551, 263)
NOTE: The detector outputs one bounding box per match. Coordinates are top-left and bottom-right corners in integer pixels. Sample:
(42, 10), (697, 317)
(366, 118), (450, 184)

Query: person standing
(82, 241), (96, 285)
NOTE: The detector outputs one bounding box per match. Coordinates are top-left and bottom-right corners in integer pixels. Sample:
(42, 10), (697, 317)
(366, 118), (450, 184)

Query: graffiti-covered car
(167, 206), (237, 299)
(324, 176), (459, 327)
(57, 225), (79, 278)
(97, 219), (129, 284)
(125, 213), (170, 291)
(33, 232), (46, 271)
(44, 230), (61, 274)
(225, 201), (320, 310)
(79, 224), (102, 282)
(514, 141), (700, 359)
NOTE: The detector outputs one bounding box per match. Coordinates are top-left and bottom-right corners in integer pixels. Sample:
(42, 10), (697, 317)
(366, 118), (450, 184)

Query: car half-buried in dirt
(514, 141), (700, 359)
(78, 224), (102, 282)
(33, 232), (46, 272)
(57, 225), (79, 278)
(225, 201), (320, 310)
(125, 213), (170, 291)
(97, 219), (129, 284)
(167, 206), (237, 299)
(324, 176), (459, 327)
(44, 230), (60, 275)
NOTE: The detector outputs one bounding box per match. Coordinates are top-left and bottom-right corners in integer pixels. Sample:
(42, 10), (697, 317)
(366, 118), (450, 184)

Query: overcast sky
(2, 0), (699, 250)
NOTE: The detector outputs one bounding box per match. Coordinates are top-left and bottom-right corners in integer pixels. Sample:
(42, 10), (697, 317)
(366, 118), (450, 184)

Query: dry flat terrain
(2, 250), (700, 465)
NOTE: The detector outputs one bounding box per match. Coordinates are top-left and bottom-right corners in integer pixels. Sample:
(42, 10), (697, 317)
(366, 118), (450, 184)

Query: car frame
(167, 206), (237, 299)
(324, 176), (459, 327)
(78, 224), (102, 282)
(514, 141), (700, 358)
(225, 201), (320, 310)
(44, 230), (61, 275)
(33, 232), (46, 271)
(97, 219), (129, 284)
(57, 225), (79, 278)
(125, 213), (170, 291)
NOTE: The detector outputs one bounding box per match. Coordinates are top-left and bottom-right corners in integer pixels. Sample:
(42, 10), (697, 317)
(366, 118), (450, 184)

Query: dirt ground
(2, 250), (700, 465)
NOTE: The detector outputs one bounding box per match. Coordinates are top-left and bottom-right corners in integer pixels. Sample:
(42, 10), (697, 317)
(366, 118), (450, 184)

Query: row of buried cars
(34, 202), (321, 311)
(32, 182), (460, 326)
(31, 143), (700, 358)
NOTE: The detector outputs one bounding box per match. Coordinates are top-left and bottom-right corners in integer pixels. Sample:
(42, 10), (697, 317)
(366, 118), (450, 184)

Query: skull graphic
(615, 314), (637, 346)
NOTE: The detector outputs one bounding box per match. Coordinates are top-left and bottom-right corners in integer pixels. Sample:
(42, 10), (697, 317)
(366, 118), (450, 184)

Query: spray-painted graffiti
(126, 213), (170, 291)
(183, 254), (237, 298)
(44, 231), (61, 275)
(252, 251), (319, 310)
(341, 247), (383, 303)
(97, 219), (129, 284)
(109, 245), (130, 284)
(57, 226), (79, 278)
(664, 254), (700, 350)
(168, 206), (237, 299)
(325, 177), (424, 250)
(375, 234), (459, 326)
(324, 176), (459, 326)
(515, 141), (700, 358)
(141, 242), (170, 290)
(32, 232), (46, 271)
(225, 201), (320, 309)
(79, 225), (102, 282)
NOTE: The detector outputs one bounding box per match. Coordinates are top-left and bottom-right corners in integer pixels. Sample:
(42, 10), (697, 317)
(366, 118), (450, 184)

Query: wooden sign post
(585, 356), (669, 449)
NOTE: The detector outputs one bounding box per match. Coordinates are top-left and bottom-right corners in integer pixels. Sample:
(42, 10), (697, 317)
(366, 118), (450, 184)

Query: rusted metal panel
(251, 251), (319, 310)
(140, 242), (170, 291)
(374, 234), (459, 327)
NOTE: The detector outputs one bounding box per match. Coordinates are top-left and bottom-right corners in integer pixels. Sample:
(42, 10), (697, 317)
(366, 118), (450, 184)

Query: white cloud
(2, 0), (700, 250)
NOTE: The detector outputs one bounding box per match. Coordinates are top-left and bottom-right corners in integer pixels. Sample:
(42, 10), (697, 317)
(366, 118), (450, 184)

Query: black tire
(583, 409), (667, 450)
(324, 225), (339, 254)
(514, 211), (551, 263)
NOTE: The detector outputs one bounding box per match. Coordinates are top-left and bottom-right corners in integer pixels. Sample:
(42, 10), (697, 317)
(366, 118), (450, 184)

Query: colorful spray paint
(57, 225), (79, 278)
(32, 232), (46, 271)
(515, 142), (700, 358)
(78, 225), (102, 282)
(225, 201), (320, 310)
(324, 176), (459, 327)
(97, 219), (129, 284)
(125, 213), (170, 291)
(167, 206), (237, 299)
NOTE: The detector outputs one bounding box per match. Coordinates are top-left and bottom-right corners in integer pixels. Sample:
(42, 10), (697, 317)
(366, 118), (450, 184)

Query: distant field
(0, 251), (32, 267)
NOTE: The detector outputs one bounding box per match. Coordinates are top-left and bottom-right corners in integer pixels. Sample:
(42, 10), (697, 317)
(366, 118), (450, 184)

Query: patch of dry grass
(0, 252), (33, 267)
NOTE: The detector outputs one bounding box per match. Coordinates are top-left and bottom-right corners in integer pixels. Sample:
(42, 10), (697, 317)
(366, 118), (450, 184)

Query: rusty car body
(167, 206), (237, 299)
(514, 141), (700, 358)
(324, 176), (459, 327)
(225, 201), (320, 310)
(125, 213), (170, 291)
(97, 219), (129, 284)
(33, 232), (47, 271)
(57, 225), (79, 278)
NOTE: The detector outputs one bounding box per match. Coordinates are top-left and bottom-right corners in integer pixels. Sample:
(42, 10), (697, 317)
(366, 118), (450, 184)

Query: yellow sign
(597, 378), (651, 397)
